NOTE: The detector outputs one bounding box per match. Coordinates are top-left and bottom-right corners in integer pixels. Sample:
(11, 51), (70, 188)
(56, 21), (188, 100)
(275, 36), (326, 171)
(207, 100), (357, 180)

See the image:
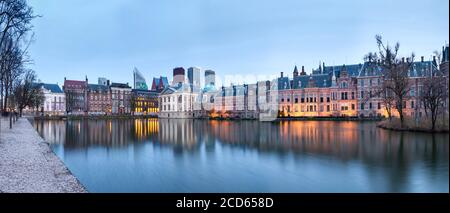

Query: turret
(293, 66), (299, 77)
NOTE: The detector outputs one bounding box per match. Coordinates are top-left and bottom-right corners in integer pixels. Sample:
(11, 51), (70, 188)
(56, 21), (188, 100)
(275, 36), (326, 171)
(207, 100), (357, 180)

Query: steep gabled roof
(33, 83), (64, 93)
(292, 74), (331, 89)
(160, 86), (177, 95)
(277, 77), (291, 90)
(160, 77), (169, 87)
(410, 61), (438, 77)
(357, 60), (439, 78)
(358, 62), (383, 77)
(322, 64), (362, 78)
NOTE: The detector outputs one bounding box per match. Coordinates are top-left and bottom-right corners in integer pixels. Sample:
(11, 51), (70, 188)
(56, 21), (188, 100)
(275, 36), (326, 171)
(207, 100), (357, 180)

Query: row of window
(161, 95), (195, 104)
(45, 103), (65, 111)
(359, 78), (382, 87)
(135, 101), (157, 107)
(360, 101), (417, 110)
(161, 105), (194, 111)
(280, 92), (356, 103)
(281, 103), (356, 113)
(90, 95), (110, 101)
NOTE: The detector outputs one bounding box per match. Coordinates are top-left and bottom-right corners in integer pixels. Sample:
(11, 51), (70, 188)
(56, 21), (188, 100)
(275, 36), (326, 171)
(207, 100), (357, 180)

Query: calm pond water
(32, 119), (449, 192)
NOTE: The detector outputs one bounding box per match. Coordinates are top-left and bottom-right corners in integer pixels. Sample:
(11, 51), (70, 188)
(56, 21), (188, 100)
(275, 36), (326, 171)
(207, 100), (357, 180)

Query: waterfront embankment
(377, 117), (449, 133)
(0, 117), (86, 193)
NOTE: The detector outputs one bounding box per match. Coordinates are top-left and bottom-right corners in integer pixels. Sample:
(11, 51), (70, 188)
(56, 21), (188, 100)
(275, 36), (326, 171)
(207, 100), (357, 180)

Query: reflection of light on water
(147, 118), (158, 135)
(132, 119), (160, 141)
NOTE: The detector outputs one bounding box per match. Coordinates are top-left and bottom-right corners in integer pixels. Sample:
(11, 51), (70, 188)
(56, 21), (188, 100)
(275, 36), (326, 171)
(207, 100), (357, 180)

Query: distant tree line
(0, 0), (42, 116)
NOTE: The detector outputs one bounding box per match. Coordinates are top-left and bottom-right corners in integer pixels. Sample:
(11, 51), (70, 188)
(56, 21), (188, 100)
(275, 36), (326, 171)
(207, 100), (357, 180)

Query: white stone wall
(43, 93), (66, 115)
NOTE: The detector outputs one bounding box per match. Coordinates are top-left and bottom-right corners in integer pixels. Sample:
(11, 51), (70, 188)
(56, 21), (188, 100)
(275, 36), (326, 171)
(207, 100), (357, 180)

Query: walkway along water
(0, 117), (86, 193)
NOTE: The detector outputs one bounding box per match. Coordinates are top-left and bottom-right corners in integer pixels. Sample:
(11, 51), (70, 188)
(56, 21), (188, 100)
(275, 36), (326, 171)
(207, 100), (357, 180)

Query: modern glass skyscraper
(187, 67), (201, 89)
(205, 70), (215, 88)
(133, 67), (148, 90)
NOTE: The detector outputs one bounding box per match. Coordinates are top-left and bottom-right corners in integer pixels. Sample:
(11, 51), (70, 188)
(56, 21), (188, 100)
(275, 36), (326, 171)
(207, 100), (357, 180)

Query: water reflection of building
(158, 119), (199, 149)
(33, 119), (448, 168)
(36, 119), (159, 148)
(133, 118), (159, 141)
(33, 120), (66, 144)
(205, 120), (449, 166)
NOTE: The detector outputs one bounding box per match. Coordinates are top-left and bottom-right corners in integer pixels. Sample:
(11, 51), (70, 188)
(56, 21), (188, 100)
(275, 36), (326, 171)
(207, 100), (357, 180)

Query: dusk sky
(28, 0), (449, 87)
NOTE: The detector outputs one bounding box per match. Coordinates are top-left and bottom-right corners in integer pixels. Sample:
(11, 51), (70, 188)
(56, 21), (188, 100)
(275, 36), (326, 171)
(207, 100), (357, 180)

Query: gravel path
(0, 117), (86, 193)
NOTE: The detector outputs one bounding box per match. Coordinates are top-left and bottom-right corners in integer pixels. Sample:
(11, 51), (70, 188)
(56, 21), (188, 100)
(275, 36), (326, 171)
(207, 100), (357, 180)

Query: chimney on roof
(281, 72), (284, 78)
(421, 56), (424, 62)
(64, 77), (66, 82)
(402, 57), (405, 63)
(322, 62), (325, 73)
(107, 80), (110, 86)
(301, 66), (306, 76)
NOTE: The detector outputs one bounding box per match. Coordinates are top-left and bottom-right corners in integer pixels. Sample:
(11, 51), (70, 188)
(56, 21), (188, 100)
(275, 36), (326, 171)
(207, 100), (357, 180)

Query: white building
(159, 83), (198, 118)
(35, 83), (66, 115)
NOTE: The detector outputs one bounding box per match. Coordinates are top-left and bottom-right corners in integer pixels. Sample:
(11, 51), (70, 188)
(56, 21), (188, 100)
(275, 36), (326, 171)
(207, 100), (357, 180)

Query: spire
(293, 65), (299, 77)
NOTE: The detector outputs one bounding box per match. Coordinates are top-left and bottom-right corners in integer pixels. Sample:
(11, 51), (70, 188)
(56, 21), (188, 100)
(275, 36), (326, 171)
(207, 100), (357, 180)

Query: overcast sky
(28, 0), (449, 87)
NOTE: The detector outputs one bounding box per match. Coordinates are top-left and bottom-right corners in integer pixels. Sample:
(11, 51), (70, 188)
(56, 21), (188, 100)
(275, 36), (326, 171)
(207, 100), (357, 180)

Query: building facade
(132, 89), (159, 115)
(63, 77), (88, 114)
(275, 57), (442, 119)
(159, 84), (198, 118)
(87, 83), (111, 115)
(209, 84), (259, 119)
(110, 83), (132, 114)
(33, 83), (66, 115)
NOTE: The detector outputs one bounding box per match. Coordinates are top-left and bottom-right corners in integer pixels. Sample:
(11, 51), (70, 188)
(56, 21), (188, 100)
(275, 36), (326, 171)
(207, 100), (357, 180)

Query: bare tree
(13, 69), (43, 116)
(0, 0), (37, 114)
(362, 52), (395, 120)
(420, 75), (448, 131)
(375, 35), (415, 127)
